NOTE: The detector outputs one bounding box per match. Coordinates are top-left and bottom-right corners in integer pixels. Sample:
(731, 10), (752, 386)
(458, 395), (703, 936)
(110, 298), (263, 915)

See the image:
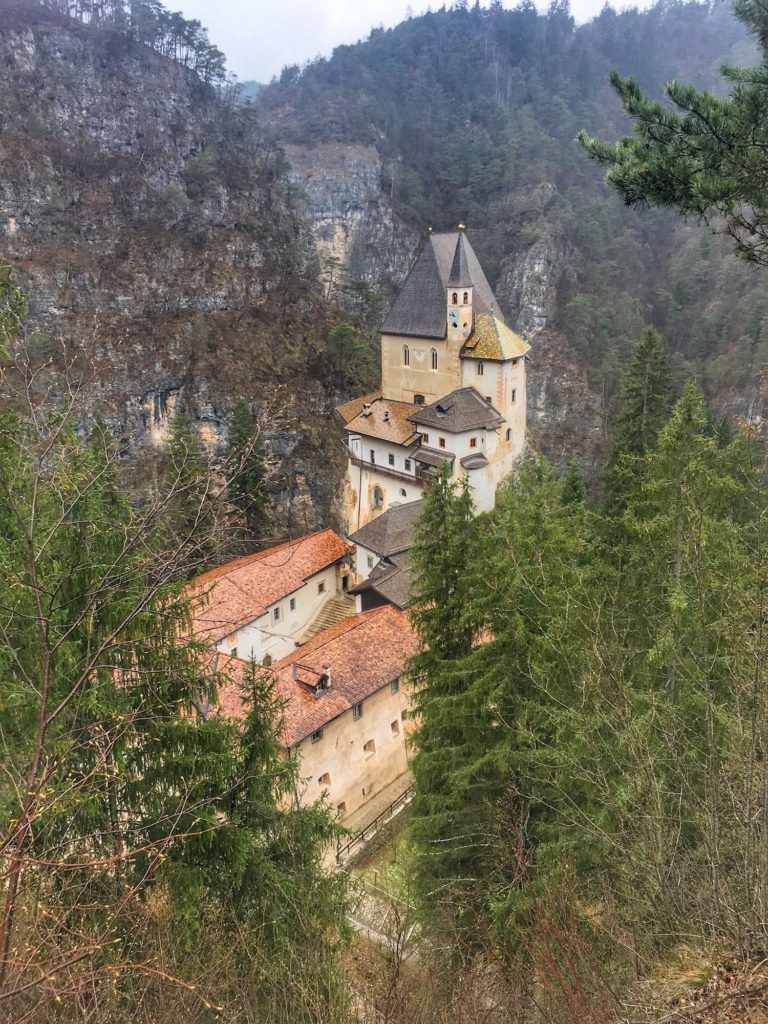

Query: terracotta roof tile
(188, 529), (353, 643)
(461, 313), (530, 361)
(336, 390), (382, 424)
(344, 396), (420, 445)
(215, 606), (418, 746)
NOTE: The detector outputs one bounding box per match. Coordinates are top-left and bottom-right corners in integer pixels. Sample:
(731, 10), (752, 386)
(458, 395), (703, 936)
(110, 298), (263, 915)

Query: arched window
(452, 291), (458, 304)
(463, 291), (469, 304)
(403, 345), (410, 366)
(399, 488), (407, 497)
(373, 486), (384, 509)
(431, 348), (438, 370)
(506, 428), (512, 442)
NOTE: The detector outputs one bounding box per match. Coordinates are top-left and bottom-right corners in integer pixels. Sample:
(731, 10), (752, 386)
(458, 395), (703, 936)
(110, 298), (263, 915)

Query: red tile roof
(188, 529), (353, 643)
(215, 605), (418, 746)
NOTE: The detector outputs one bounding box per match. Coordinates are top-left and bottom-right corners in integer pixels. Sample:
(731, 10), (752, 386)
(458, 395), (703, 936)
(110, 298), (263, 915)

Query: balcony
(349, 455), (416, 486)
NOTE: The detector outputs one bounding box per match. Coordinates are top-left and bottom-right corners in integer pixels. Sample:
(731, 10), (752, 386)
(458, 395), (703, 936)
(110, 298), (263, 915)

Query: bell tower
(447, 226), (474, 344)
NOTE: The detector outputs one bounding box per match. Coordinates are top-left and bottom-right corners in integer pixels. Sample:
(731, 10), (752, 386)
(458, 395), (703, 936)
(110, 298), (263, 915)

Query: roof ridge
(193, 528), (341, 585)
(276, 607), (390, 662)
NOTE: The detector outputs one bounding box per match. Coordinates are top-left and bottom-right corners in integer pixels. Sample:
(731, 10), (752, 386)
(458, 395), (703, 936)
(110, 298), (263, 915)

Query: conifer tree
(602, 326), (672, 524)
(163, 408), (215, 570)
(226, 399), (269, 542)
(407, 466), (486, 930)
(578, 0), (768, 265)
(560, 458), (586, 505)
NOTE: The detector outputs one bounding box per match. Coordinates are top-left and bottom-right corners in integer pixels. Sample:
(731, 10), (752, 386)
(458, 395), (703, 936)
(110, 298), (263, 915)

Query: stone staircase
(300, 595), (356, 644)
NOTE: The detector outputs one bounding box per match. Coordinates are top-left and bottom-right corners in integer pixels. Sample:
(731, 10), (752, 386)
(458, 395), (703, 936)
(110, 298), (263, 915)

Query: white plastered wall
(216, 563), (343, 664)
(292, 680), (414, 820)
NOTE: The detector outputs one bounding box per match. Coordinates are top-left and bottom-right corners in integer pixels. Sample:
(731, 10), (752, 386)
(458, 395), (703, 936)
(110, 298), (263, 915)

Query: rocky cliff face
(284, 143), (419, 304)
(0, 0), (362, 532)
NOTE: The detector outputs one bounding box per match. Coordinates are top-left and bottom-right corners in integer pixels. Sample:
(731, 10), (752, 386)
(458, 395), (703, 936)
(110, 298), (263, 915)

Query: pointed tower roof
(447, 231), (473, 288)
(381, 231), (502, 339)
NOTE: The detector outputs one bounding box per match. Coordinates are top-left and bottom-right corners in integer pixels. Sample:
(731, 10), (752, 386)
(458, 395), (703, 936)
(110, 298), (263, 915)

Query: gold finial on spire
(427, 226), (433, 232)
(457, 222), (466, 230)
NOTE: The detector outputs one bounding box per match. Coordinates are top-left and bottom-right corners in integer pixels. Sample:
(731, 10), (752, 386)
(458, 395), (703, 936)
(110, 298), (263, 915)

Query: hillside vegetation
(260, 1), (767, 427)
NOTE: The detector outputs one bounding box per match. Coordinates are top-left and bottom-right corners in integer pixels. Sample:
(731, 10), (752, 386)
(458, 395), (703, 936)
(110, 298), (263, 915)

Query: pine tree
(163, 408), (215, 570)
(226, 399), (269, 543)
(578, 0), (768, 265)
(560, 458), (586, 505)
(602, 326), (672, 524)
(407, 466), (487, 931)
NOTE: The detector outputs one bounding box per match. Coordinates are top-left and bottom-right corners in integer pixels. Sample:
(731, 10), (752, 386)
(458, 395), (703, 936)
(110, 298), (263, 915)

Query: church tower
(447, 227), (474, 345)
(337, 228), (531, 529)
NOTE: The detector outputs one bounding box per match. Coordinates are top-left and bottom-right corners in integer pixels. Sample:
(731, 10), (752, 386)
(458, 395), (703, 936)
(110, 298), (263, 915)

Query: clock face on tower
(448, 307), (459, 327)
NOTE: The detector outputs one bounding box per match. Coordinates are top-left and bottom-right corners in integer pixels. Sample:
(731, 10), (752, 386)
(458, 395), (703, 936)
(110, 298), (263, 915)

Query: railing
(349, 456), (416, 486)
(336, 784), (414, 866)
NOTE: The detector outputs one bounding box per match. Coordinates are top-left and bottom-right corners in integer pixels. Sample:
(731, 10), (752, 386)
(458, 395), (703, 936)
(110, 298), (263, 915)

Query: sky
(173, 0), (654, 83)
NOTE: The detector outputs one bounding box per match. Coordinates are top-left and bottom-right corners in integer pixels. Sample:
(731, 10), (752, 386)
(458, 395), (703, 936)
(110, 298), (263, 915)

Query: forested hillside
(259, 1), (766, 468)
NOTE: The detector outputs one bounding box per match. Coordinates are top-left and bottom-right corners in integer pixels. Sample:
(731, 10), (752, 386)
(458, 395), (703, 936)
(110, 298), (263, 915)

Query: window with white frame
(273, 606), (281, 622)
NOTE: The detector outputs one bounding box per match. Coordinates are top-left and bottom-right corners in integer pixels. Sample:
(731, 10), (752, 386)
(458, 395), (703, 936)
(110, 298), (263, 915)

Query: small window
(319, 772), (330, 787)
(367, 554), (374, 568)
(477, 362), (484, 376)
(289, 597), (296, 612)
(391, 719), (400, 736)
(311, 729), (323, 743)
(352, 701), (363, 721)
(401, 709), (409, 721)
(486, 396), (492, 404)
(404, 458), (411, 471)
(421, 433), (429, 445)
(506, 428), (512, 442)
(463, 291), (469, 304)
(403, 345), (410, 366)
(399, 488), (407, 497)
(391, 677), (399, 694)
(469, 437), (477, 449)
(511, 388), (517, 403)
(414, 394), (425, 405)
(363, 739), (376, 756)
(431, 349), (438, 370)
(318, 581), (326, 594)
(273, 606), (281, 622)
(452, 291), (458, 304)
(262, 653), (273, 667)
(370, 448), (375, 464)
(388, 453), (395, 466)
(439, 437), (446, 449)
(336, 802), (347, 817)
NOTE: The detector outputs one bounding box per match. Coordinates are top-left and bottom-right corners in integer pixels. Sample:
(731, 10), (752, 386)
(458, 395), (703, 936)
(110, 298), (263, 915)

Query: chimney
(383, 410), (390, 422)
(291, 663), (298, 681)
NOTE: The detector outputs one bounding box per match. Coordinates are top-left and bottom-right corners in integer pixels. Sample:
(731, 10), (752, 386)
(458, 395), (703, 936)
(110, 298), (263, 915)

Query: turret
(447, 226), (473, 343)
